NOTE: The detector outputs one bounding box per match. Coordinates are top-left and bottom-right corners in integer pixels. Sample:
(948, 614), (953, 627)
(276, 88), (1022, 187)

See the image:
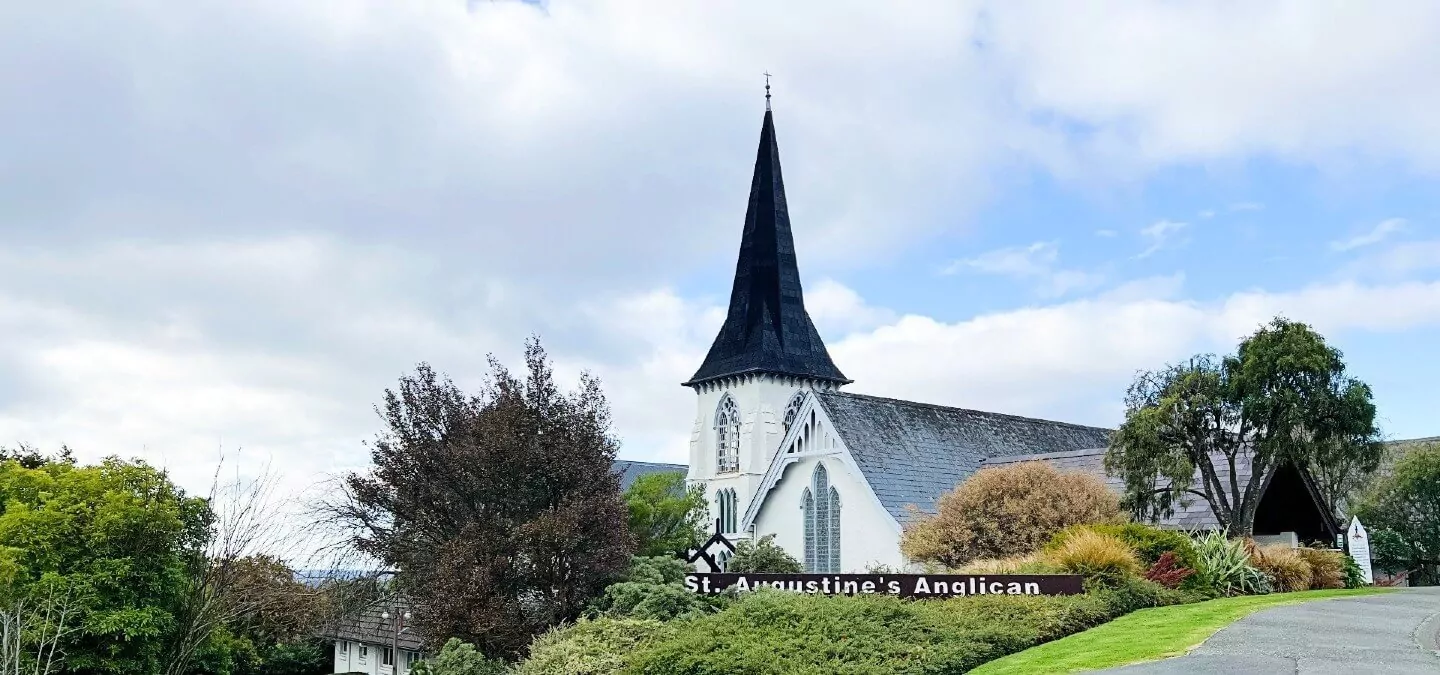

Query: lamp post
(379, 607), (411, 675)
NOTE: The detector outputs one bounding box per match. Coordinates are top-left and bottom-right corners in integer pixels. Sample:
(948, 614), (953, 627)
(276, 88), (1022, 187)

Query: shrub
(624, 590), (1116, 674)
(410, 639), (509, 675)
(1341, 552), (1366, 588)
(901, 462), (1122, 567)
(725, 534), (803, 573)
(1091, 576), (1187, 616)
(590, 556), (713, 621)
(1295, 547), (1346, 590)
(1246, 543), (1312, 593)
(956, 554), (1062, 575)
(516, 617), (663, 675)
(1142, 551), (1195, 590)
(1051, 523), (1200, 570)
(1191, 531), (1271, 596)
(1042, 530), (1141, 588)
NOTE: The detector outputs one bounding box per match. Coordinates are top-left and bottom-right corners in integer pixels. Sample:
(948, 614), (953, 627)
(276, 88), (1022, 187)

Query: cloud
(1229, 202), (1265, 212)
(1198, 210), (1216, 219)
(804, 279), (898, 336)
(1094, 229), (1119, 237)
(1331, 218), (1409, 251)
(943, 241), (1103, 298)
(1137, 220), (1188, 258)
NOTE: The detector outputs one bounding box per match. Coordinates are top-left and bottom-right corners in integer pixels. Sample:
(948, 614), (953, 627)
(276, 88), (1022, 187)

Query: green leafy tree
(623, 472), (707, 558)
(1354, 442), (1440, 585)
(724, 535), (802, 574)
(330, 338), (634, 658)
(0, 456), (211, 674)
(1106, 318), (1382, 535)
(409, 638), (508, 675)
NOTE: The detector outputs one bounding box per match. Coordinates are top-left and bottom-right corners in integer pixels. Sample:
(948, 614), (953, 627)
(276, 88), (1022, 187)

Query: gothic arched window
(715, 488), (738, 534)
(801, 463), (841, 573)
(782, 391), (806, 435)
(715, 395), (740, 473)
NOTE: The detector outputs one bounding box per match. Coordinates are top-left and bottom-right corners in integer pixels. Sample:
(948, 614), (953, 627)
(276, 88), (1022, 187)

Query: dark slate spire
(684, 103), (851, 388)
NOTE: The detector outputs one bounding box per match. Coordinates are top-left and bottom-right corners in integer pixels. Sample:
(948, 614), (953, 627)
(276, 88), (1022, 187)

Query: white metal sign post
(1347, 516), (1373, 585)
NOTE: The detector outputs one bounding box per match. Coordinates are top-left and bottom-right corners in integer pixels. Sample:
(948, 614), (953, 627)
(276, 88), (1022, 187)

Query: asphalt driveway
(1099, 587), (1440, 675)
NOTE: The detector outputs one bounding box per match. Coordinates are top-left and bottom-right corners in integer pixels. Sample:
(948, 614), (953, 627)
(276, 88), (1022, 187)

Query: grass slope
(969, 588), (1391, 675)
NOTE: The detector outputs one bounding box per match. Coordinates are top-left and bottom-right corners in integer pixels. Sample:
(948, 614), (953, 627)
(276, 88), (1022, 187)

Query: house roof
(319, 597), (425, 652)
(683, 106), (848, 388)
(813, 391), (1112, 522)
(614, 460), (687, 491)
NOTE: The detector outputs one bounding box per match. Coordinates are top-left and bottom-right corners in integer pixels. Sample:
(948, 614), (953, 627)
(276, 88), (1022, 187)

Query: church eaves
(683, 105), (850, 388)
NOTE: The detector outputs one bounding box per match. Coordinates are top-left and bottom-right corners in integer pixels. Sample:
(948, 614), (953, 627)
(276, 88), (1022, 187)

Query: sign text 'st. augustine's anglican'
(684, 573), (1084, 599)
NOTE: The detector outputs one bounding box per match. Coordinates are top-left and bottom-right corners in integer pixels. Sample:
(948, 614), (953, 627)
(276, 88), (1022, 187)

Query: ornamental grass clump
(901, 462), (1123, 567)
(1042, 530), (1141, 588)
(1295, 547), (1346, 590)
(1191, 530), (1271, 596)
(1245, 542), (1312, 593)
(956, 554), (1061, 575)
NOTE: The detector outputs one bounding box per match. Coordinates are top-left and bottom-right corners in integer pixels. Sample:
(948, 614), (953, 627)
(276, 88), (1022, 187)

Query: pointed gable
(684, 107), (849, 388)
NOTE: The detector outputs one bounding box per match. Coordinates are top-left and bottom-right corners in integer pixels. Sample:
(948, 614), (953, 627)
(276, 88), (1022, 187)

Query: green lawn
(969, 588), (1392, 675)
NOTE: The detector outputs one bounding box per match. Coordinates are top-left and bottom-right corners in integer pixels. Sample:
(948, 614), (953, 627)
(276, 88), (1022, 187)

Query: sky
(3, 0), (1440, 513)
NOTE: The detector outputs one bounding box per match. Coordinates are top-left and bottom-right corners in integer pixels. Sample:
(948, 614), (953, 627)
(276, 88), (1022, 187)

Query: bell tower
(683, 89), (850, 539)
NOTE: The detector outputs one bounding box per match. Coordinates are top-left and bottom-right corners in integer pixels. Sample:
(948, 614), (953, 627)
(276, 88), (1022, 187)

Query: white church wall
(752, 453), (907, 573)
(688, 375), (830, 536)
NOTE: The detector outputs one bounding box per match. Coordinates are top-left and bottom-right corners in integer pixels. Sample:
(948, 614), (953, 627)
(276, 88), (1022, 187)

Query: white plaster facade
(332, 639), (425, 674)
(689, 387), (909, 573)
(686, 374), (837, 539)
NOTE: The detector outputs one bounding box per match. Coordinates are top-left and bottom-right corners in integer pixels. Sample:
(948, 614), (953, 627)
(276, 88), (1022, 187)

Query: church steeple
(684, 98), (850, 389)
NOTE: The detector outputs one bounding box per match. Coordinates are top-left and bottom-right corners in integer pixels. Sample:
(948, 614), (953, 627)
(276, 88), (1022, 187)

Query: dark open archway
(1252, 462), (1338, 544)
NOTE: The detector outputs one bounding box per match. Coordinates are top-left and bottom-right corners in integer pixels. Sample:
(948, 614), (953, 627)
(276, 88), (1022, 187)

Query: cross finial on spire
(763, 71), (772, 110)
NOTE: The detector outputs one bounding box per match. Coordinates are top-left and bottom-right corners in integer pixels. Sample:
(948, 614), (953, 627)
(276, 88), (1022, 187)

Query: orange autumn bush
(900, 462), (1123, 567)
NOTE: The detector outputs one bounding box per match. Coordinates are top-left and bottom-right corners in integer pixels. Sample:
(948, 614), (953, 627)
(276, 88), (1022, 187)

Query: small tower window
(782, 391), (806, 434)
(715, 395), (740, 473)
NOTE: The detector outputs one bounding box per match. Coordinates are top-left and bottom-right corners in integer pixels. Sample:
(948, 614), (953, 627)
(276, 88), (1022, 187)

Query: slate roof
(614, 460), (687, 491)
(320, 597), (425, 652)
(981, 448), (1248, 530)
(812, 391), (1112, 522)
(684, 106), (849, 387)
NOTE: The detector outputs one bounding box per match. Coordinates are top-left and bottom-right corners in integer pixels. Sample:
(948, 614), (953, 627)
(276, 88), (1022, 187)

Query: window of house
(383, 647), (394, 666)
(358, 645), (368, 664)
(406, 651), (422, 667)
(715, 395), (740, 473)
(339, 640), (349, 655)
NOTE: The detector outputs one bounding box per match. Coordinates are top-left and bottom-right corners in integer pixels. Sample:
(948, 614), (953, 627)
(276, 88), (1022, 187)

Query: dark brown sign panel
(684, 573), (1084, 598)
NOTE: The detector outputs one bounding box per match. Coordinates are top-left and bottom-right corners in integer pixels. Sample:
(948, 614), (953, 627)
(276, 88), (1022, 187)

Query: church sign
(684, 573), (1084, 598)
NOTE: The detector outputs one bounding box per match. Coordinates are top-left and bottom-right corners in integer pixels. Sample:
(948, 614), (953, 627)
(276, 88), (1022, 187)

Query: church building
(683, 96), (1345, 572)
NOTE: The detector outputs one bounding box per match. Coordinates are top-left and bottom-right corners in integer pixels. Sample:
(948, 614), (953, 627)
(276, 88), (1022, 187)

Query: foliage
(1354, 442), (1440, 585)
(409, 638), (510, 675)
(724, 534), (802, 574)
(968, 588), (1390, 675)
(624, 472), (708, 558)
(1042, 530), (1141, 588)
(1049, 523), (1201, 588)
(624, 590), (1117, 674)
(1190, 531), (1271, 597)
(1340, 553), (1365, 588)
(1105, 318), (1382, 535)
(1293, 547), (1345, 590)
(1089, 576), (1186, 616)
(0, 455), (212, 674)
(247, 638), (331, 675)
(515, 617), (661, 675)
(1245, 543), (1312, 593)
(901, 462), (1122, 567)
(956, 554), (1061, 575)
(589, 557), (712, 622)
(328, 339), (634, 658)
(1142, 552), (1195, 590)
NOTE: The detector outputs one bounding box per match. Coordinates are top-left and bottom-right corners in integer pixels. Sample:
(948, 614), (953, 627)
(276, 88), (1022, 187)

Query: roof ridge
(817, 390), (1113, 433)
